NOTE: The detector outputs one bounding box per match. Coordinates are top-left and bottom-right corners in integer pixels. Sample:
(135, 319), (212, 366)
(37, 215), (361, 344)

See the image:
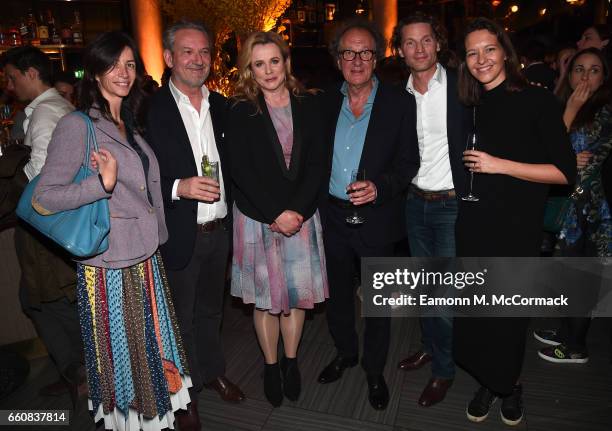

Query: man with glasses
(317, 19), (420, 410)
(392, 13), (470, 408)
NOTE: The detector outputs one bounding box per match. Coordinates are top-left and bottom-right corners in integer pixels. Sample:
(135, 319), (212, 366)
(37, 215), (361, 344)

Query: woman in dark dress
(453, 18), (576, 426)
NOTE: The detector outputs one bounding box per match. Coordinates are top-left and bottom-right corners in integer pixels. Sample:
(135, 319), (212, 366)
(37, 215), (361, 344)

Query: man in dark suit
(146, 20), (244, 431)
(317, 19), (420, 410)
(392, 13), (469, 408)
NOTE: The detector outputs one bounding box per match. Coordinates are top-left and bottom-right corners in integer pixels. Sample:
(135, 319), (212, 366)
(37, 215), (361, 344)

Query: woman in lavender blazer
(33, 32), (191, 431)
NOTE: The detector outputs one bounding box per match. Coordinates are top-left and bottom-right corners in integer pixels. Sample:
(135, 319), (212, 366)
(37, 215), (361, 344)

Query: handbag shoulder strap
(72, 111), (99, 171)
(571, 165), (603, 200)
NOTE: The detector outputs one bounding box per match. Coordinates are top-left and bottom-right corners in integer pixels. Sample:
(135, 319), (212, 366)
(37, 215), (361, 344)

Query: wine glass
(346, 169), (366, 225)
(461, 132), (480, 202)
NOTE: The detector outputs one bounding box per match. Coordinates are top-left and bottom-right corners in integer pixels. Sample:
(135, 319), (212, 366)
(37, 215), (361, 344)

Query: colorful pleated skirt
(231, 205), (329, 314)
(77, 251), (192, 431)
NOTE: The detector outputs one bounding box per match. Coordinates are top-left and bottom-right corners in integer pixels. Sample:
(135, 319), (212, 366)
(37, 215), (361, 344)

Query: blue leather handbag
(16, 111), (110, 257)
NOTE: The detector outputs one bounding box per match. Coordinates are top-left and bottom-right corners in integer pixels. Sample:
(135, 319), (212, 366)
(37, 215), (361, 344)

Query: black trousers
(323, 204), (392, 375)
(166, 227), (230, 396)
(560, 317), (591, 351)
(19, 288), (82, 376)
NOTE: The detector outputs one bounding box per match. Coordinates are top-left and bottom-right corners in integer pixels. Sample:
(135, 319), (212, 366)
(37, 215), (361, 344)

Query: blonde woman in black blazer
(226, 31), (328, 407)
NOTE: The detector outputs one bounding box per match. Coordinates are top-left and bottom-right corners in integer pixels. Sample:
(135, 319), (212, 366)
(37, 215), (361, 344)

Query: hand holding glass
(346, 169), (366, 225)
(461, 133), (480, 202)
(201, 155), (219, 182)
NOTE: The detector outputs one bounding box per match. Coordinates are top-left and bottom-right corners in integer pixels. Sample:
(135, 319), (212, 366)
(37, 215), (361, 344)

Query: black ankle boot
(280, 357), (301, 401)
(264, 363), (283, 407)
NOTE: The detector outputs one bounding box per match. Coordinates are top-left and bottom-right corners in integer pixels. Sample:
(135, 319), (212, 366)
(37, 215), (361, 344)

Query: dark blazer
(146, 84), (230, 270)
(227, 93), (326, 224)
(319, 80), (420, 246)
(34, 109), (168, 269)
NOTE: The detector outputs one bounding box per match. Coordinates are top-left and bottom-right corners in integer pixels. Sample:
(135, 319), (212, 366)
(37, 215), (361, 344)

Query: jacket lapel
(446, 71), (461, 157)
(287, 95), (302, 180)
(358, 82), (384, 173)
(88, 108), (131, 150)
(160, 85), (197, 165)
(208, 93), (225, 155)
(326, 85), (345, 169)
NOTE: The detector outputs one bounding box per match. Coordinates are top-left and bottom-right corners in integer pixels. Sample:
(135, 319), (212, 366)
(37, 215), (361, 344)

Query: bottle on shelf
(47, 10), (62, 45)
(71, 11), (83, 45)
(60, 23), (73, 45)
(19, 17), (29, 44)
(8, 25), (22, 46)
(0, 26), (6, 46)
(37, 12), (49, 44)
(27, 9), (40, 46)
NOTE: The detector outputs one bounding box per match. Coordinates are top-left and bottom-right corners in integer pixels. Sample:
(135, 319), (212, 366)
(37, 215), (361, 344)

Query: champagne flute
(461, 132), (480, 202)
(346, 169), (366, 225)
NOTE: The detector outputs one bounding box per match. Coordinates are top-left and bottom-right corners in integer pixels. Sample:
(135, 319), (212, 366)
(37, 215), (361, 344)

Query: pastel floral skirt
(231, 205), (329, 314)
(77, 251), (191, 431)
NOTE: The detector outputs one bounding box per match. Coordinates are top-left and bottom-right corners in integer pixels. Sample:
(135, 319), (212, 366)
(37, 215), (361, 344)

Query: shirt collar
(406, 63), (445, 94)
(340, 75), (379, 104)
(24, 87), (57, 117)
(168, 77), (209, 106)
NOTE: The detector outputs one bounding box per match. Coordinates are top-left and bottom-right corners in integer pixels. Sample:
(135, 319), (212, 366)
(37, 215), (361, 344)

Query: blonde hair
(233, 31), (308, 112)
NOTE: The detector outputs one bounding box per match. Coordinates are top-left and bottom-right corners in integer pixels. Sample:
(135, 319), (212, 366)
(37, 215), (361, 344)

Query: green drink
(201, 155), (219, 181)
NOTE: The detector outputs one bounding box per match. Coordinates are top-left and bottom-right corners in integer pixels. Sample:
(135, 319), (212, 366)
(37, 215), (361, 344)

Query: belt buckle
(198, 219), (221, 233)
(413, 187), (455, 201)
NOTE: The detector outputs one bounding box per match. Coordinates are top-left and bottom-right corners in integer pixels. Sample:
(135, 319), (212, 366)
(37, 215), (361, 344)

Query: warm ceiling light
(540, 8), (547, 15)
(510, 4), (519, 12)
(355, 1), (365, 15)
(491, 0), (502, 6)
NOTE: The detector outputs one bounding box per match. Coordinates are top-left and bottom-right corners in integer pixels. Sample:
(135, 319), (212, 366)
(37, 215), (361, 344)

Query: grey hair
(162, 20), (212, 52)
(328, 18), (386, 63)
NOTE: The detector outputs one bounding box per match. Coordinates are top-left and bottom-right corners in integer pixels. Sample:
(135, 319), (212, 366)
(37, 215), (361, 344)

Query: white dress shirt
(406, 64), (454, 191)
(168, 79), (227, 223)
(23, 88), (74, 180)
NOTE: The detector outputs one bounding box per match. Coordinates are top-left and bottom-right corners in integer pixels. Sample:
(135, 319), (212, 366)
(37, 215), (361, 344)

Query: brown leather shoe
(175, 399), (201, 431)
(204, 376), (245, 403)
(398, 351), (432, 371)
(418, 377), (453, 407)
(39, 379), (69, 396)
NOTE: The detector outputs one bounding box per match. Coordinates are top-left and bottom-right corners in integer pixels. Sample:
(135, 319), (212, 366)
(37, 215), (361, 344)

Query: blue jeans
(406, 191), (457, 379)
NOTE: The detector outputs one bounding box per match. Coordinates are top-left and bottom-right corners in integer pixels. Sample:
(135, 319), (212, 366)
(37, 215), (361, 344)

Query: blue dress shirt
(329, 77), (379, 199)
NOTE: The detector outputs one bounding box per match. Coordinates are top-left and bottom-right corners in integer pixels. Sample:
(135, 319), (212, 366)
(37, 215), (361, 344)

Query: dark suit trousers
(323, 203), (392, 375)
(166, 227), (229, 395)
(19, 288), (82, 375)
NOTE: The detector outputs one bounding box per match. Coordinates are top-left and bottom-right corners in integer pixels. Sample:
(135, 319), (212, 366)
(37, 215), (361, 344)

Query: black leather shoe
(367, 374), (389, 410)
(317, 355), (358, 384)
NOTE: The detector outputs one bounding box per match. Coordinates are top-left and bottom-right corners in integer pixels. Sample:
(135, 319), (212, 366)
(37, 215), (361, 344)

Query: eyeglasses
(339, 49), (376, 61)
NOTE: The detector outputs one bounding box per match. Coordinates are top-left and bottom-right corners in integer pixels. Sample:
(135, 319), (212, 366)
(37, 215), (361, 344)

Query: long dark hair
(77, 31), (146, 134)
(557, 47), (611, 131)
(458, 17), (526, 106)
